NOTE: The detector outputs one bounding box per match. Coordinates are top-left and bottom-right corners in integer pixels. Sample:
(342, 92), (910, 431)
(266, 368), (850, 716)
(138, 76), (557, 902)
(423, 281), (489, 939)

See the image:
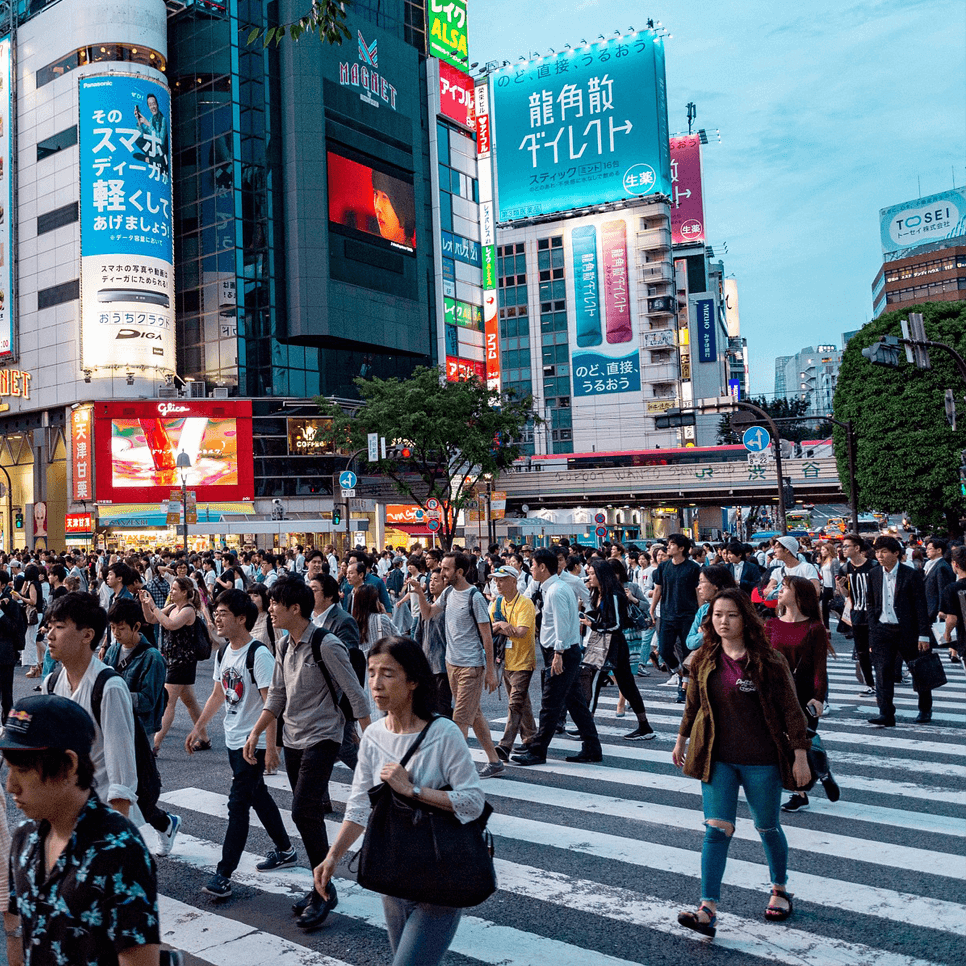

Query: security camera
(272, 498), (282, 506)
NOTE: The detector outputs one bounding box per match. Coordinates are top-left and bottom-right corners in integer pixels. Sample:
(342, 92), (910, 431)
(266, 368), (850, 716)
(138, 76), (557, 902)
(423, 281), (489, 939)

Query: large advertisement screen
(0, 38), (11, 357)
(93, 400), (254, 504)
(669, 135), (705, 245)
(79, 74), (175, 372)
(879, 188), (966, 253)
(490, 33), (671, 222)
(327, 152), (416, 253)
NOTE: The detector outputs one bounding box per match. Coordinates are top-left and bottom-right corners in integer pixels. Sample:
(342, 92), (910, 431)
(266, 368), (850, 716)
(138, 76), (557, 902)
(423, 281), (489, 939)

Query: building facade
(773, 344), (842, 417)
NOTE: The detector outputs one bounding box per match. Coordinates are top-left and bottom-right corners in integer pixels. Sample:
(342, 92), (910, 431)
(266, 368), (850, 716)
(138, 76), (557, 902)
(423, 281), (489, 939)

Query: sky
(469, 0), (966, 394)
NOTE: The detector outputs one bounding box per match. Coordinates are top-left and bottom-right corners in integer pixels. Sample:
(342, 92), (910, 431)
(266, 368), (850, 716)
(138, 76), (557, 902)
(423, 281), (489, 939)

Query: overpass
(499, 456), (847, 510)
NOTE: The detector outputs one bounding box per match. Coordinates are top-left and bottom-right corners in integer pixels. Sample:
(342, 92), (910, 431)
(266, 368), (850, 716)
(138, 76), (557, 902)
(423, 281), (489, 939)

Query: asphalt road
(3, 624), (964, 966)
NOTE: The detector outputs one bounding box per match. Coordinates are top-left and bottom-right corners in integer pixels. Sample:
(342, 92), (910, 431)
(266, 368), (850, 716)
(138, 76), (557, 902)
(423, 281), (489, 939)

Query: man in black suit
(724, 541), (762, 596)
(923, 537), (955, 625)
(866, 536), (933, 726)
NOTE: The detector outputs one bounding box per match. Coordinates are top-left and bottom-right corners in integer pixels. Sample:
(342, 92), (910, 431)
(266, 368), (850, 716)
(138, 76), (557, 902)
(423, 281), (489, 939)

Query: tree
(247, 0), (352, 47)
(716, 396), (831, 445)
(833, 300), (966, 536)
(317, 367), (538, 549)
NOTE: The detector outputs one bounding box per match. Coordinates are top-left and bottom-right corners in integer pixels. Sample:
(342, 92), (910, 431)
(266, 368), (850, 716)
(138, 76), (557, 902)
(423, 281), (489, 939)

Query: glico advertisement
(93, 400), (254, 504)
(79, 74), (175, 372)
(327, 152), (416, 253)
(489, 32), (671, 222)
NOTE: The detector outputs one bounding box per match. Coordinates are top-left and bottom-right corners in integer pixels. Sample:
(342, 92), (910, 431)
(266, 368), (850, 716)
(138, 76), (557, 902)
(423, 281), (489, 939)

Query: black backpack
(0, 592), (27, 652)
(309, 627), (361, 723)
(47, 667), (162, 814)
(216, 639), (269, 685)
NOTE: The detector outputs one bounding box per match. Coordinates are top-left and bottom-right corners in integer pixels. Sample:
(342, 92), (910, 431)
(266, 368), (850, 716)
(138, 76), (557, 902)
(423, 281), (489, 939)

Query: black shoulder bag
(355, 717), (497, 907)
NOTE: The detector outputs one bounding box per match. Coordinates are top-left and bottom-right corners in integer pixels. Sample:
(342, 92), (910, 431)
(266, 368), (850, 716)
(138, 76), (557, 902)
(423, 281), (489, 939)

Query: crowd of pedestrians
(0, 527), (960, 962)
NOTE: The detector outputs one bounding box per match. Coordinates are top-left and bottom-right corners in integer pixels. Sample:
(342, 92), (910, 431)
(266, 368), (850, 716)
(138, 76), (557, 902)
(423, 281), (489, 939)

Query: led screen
(327, 152), (416, 253)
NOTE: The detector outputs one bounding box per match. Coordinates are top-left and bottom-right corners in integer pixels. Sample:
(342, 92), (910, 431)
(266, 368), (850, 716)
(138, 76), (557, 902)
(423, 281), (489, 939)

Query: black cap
(0, 695), (95, 756)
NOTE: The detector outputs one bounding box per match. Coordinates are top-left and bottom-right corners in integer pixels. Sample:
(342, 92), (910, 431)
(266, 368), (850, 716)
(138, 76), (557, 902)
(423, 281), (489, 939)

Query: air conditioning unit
(187, 381), (207, 398)
(157, 382), (179, 399)
(210, 386), (229, 399)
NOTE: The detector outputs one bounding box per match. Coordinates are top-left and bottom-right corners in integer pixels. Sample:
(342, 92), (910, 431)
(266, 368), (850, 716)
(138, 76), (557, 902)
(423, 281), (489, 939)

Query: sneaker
(157, 813), (181, 856)
(636, 666), (651, 677)
(820, 771), (841, 802)
(662, 673), (680, 687)
(479, 760), (506, 779)
(781, 793), (809, 812)
(623, 725), (656, 741)
(256, 846), (298, 871)
(565, 727), (581, 737)
(202, 873), (232, 899)
(860, 686), (876, 695)
(494, 745), (510, 762)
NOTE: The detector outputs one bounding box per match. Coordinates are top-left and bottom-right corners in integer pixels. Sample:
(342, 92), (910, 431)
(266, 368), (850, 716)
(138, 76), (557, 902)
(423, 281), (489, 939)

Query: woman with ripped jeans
(672, 588), (811, 938)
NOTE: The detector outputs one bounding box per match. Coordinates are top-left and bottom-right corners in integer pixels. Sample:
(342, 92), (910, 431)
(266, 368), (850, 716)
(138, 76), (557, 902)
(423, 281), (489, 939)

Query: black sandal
(677, 903), (716, 937)
(765, 887), (793, 921)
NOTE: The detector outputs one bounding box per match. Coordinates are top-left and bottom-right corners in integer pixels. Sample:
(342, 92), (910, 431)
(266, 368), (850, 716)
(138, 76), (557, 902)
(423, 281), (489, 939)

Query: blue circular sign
(742, 426), (771, 453)
(594, 512), (606, 524)
(427, 519), (441, 533)
(595, 525), (607, 537)
(339, 470), (358, 489)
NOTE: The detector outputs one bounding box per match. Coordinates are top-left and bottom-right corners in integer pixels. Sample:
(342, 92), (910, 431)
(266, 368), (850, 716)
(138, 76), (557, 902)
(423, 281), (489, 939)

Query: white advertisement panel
(79, 74), (175, 372)
(0, 38), (11, 357)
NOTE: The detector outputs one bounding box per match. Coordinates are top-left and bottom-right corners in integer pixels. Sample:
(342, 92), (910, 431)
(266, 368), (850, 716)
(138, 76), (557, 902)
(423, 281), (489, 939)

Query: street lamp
(176, 451), (191, 553)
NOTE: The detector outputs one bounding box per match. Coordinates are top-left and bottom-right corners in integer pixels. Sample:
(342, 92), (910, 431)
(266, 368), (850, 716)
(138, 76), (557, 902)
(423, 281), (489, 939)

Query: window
(37, 126), (78, 161)
(37, 203), (79, 235)
(37, 44), (166, 88)
(37, 279), (79, 310)
(436, 123), (450, 163)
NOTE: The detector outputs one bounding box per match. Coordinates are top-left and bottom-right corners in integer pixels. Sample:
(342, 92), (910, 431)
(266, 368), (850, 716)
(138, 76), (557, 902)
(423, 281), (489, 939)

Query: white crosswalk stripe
(151, 667), (964, 966)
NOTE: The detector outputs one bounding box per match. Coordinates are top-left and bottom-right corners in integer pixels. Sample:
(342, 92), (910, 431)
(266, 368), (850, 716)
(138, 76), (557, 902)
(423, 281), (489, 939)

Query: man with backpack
(0, 569), (26, 718)
(185, 590), (294, 899)
(244, 577), (369, 929)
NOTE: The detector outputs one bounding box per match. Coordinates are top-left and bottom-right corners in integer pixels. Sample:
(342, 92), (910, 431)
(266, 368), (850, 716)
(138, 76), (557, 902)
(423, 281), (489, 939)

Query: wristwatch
(411, 784), (422, 800)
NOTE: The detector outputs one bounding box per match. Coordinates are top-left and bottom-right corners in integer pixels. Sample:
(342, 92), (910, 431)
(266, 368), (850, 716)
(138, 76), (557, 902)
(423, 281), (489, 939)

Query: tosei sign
(879, 188), (966, 253)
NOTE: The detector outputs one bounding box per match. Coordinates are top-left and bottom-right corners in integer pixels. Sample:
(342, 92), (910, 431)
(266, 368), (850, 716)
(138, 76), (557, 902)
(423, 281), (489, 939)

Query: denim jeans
(219, 747), (292, 878)
(382, 896), (462, 966)
(700, 761), (788, 903)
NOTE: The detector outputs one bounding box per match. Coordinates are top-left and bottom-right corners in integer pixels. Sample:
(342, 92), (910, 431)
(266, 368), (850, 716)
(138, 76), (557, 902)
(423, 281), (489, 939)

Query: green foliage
(833, 300), (966, 534)
(317, 367), (538, 549)
(717, 396), (830, 445)
(247, 1), (352, 47)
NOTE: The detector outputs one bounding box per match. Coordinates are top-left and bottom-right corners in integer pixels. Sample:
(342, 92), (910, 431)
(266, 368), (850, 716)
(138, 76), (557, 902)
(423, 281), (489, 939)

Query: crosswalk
(150, 653), (966, 966)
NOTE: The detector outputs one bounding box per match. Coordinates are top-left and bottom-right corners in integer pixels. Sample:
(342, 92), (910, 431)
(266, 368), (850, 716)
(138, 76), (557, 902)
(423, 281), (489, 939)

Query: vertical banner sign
(79, 75), (175, 372)
(438, 61), (475, 129)
(0, 38), (11, 356)
(572, 226), (601, 346)
(601, 220), (631, 343)
(669, 135), (706, 245)
(695, 297), (716, 363)
(428, 0), (468, 69)
(70, 407), (94, 502)
(484, 292), (500, 390)
(475, 82), (491, 158)
(490, 34), (672, 221)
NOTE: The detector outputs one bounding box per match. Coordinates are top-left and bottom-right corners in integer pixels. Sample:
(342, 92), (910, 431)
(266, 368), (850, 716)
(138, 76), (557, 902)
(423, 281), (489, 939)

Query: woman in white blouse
(314, 636), (485, 966)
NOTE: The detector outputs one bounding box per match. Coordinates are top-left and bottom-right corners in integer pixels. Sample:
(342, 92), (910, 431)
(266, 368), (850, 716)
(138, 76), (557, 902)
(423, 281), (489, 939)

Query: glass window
(552, 279), (566, 300)
(437, 123), (450, 163)
(551, 247), (564, 268)
(37, 126), (78, 161)
(538, 250), (550, 271)
(440, 192), (453, 231)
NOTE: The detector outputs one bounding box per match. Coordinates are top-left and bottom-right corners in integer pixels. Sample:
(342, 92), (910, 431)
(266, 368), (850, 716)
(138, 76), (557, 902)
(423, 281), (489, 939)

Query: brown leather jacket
(678, 644), (810, 790)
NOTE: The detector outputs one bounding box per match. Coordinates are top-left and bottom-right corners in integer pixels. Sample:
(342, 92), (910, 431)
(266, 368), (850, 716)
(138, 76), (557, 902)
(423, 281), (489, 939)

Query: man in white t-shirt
(765, 536), (820, 594)
(186, 589), (293, 899)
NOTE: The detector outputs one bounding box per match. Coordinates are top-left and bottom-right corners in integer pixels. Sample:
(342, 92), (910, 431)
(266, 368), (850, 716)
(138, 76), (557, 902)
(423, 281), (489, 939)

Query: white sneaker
(662, 673), (680, 687)
(157, 813), (181, 856)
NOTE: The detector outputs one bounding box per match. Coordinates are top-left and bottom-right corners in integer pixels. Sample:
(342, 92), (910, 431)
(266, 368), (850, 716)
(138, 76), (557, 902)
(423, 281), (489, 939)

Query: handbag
(193, 614), (213, 661)
(355, 717), (497, 908)
(626, 598), (653, 631)
(908, 650), (948, 693)
(581, 628), (612, 669)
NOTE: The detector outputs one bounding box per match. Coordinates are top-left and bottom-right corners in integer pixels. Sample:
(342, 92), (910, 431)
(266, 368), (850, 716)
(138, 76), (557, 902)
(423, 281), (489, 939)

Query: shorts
(166, 661), (197, 686)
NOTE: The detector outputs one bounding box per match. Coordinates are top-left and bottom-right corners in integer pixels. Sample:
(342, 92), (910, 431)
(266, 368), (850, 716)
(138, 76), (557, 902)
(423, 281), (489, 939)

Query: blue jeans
(635, 626), (656, 668)
(700, 761), (788, 903)
(382, 896), (462, 966)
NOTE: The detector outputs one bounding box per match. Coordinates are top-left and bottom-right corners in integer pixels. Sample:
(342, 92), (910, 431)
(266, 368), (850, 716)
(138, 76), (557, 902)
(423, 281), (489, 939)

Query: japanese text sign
(879, 188), (966, 253)
(71, 407), (94, 503)
(0, 38), (10, 357)
(572, 350), (642, 397)
(428, 0), (468, 70)
(669, 135), (705, 245)
(79, 74), (175, 372)
(438, 61), (474, 129)
(490, 34), (671, 222)
(695, 298), (716, 364)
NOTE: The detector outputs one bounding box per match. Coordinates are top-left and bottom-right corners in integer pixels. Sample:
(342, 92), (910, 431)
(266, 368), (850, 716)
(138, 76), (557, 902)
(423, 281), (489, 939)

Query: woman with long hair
(353, 584), (395, 651)
(814, 542), (841, 629)
(580, 558), (655, 740)
(18, 564), (45, 677)
(248, 583), (275, 652)
(673, 588), (810, 937)
(314, 636), (484, 966)
(141, 575), (210, 754)
(765, 575), (839, 812)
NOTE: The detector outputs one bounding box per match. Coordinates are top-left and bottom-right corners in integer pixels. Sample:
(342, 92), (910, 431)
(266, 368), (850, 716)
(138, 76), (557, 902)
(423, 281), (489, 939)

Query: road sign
(427, 497), (440, 510)
(595, 525), (607, 537)
(367, 433), (379, 462)
(339, 470), (357, 489)
(427, 519), (441, 533)
(341, 488), (356, 498)
(742, 426), (771, 452)
(426, 508), (442, 520)
(594, 512), (606, 524)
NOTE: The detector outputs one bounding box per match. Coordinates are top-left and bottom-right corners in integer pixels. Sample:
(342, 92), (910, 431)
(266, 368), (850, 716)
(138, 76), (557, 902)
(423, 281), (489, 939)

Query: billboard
(70, 407), (94, 503)
(93, 400), (254, 504)
(444, 296), (482, 329)
(879, 188), (966, 253)
(438, 61), (475, 129)
(724, 278), (740, 338)
(569, 219), (642, 397)
(669, 135), (705, 245)
(428, 0), (468, 70)
(490, 34), (671, 222)
(327, 152), (416, 253)
(287, 418), (336, 456)
(0, 38), (11, 357)
(446, 356), (485, 382)
(475, 82), (491, 158)
(694, 298), (716, 363)
(78, 75), (174, 372)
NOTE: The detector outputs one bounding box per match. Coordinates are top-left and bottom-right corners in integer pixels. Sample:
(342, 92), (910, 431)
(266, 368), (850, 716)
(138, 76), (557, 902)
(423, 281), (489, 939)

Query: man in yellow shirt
(490, 565), (537, 761)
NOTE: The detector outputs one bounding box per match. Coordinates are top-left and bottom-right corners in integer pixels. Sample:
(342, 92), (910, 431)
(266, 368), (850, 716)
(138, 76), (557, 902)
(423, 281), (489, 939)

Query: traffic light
(332, 507), (342, 526)
(655, 408), (697, 429)
(782, 481), (795, 507)
(14, 512), (22, 529)
(861, 335), (902, 367)
(959, 465), (966, 498)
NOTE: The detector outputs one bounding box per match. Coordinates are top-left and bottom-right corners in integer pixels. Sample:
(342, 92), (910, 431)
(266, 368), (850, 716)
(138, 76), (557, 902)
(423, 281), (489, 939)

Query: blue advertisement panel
(79, 74), (174, 372)
(572, 225), (601, 346)
(695, 298), (716, 364)
(572, 350), (641, 397)
(491, 33), (671, 222)
(441, 230), (481, 267)
(728, 378), (742, 400)
(879, 188), (966, 253)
